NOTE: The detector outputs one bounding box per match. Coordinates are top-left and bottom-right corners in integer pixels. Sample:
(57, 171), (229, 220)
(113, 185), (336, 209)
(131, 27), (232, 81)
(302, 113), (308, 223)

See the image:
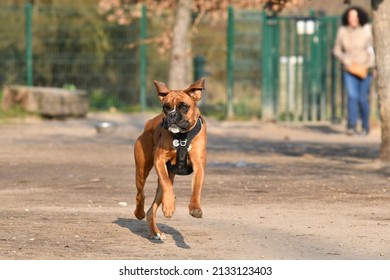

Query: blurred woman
(333, 6), (375, 136)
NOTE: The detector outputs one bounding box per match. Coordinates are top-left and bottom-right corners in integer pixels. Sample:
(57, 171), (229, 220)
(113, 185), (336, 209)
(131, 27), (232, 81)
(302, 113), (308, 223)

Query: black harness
(165, 118), (203, 175)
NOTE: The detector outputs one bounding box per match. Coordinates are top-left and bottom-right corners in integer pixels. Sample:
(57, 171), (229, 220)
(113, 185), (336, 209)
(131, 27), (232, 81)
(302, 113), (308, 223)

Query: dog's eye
(178, 103), (189, 112)
(163, 103), (171, 112)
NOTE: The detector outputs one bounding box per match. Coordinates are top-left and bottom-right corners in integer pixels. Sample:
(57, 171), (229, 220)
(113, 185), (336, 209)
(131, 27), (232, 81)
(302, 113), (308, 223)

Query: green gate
(261, 12), (342, 122)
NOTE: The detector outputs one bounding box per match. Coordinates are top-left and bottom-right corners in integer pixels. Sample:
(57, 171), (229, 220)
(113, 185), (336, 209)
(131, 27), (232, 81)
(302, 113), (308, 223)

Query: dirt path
(0, 113), (389, 259)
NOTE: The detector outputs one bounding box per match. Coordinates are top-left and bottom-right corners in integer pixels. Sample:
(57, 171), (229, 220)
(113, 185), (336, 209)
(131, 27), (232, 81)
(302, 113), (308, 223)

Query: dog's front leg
(154, 150), (176, 218)
(189, 161), (205, 218)
(188, 143), (206, 218)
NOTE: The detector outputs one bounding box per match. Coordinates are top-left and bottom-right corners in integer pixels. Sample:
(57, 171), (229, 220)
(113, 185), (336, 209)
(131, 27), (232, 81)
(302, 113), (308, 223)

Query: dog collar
(166, 118), (203, 175)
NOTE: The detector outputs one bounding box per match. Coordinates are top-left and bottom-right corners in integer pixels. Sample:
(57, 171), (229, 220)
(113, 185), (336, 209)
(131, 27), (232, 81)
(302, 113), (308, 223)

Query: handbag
(347, 63), (368, 79)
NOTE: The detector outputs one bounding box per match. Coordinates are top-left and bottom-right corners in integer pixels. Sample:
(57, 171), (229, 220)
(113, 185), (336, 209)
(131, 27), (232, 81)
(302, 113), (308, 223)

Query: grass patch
(0, 90), (32, 123)
(0, 103), (32, 123)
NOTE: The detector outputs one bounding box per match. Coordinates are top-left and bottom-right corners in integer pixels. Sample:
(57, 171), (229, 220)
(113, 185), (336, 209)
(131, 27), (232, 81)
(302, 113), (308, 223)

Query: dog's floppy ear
(185, 78), (205, 102)
(154, 80), (171, 103)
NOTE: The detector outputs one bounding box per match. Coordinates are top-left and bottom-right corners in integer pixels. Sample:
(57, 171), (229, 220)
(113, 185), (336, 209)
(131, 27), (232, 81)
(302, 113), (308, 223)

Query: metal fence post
(25, 3), (33, 86)
(226, 5), (234, 119)
(285, 19), (291, 122)
(293, 18), (300, 122)
(309, 11), (320, 121)
(319, 16), (328, 122)
(194, 55), (206, 81)
(261, 12), (279, 120)
(330, 16), (338, 123)
(139, 3), (147, 111)
(302, 19), (310, 122)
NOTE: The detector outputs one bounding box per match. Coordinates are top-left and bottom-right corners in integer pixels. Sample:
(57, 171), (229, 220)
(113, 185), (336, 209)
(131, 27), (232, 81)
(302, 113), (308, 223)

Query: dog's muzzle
(164, 110), (190, 133)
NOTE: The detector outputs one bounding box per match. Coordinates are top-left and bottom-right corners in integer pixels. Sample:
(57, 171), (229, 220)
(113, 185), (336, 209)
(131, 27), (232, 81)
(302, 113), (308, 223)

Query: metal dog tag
(173, 139), (188, 147)
(179, 139), (187, 147)
(173, 139), (180, 147)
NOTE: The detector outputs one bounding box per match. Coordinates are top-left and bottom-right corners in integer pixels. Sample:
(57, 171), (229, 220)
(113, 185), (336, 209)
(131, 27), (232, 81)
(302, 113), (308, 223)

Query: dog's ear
(185, 78), (205, 102)
(154, 80), (171, 103)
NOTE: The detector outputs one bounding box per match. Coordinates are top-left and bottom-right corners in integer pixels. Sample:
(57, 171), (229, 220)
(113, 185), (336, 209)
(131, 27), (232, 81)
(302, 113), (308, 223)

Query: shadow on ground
(113, 218), (191, 249)
(208, 135), (380, 160)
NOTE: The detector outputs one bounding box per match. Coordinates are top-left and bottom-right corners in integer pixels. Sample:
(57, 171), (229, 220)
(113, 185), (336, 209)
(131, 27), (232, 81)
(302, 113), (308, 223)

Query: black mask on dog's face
(162, 101), (191, 133)
(154, 78), (205, 134)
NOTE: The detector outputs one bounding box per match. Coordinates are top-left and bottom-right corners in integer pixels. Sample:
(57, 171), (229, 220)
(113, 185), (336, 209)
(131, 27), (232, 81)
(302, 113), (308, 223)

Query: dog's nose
(169, 111), (178, 120)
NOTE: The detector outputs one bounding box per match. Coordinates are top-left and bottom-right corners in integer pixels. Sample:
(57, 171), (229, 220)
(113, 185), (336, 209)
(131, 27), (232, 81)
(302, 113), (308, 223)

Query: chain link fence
(1, 3), (140, 111)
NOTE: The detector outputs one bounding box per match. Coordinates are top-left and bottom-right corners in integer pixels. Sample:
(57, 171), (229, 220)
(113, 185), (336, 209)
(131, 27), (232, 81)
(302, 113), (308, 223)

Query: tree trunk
(372, 1), (390, 161)
(168, 0), (192, 89)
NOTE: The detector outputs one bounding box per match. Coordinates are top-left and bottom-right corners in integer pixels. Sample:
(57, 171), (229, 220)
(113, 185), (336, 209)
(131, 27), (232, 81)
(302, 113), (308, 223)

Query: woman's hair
(341, 6), (369, 26)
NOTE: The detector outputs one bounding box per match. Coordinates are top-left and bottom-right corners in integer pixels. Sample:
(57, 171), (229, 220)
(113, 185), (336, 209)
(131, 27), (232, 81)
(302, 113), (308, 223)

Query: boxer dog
(133, 78), (207, 240)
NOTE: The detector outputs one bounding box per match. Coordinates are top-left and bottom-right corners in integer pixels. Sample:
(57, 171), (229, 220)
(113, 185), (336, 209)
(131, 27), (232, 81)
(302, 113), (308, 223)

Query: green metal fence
(227, 8), (263, 119)
(0, 3), (143, 111)
(226, 9), (345, 122)
(260, 13), (343, 122)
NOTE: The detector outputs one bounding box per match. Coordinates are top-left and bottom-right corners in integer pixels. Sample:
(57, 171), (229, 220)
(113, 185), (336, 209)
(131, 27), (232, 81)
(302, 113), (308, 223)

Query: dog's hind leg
(147, 173), (175, 240)
(146, 183), (164, 240)
(134, 137), (153, 220)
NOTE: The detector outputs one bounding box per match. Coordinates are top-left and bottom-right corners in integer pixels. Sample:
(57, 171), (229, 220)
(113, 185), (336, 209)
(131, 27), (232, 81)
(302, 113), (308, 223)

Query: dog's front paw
(162, 193), (176, 218)
(162, 202), (175, 218)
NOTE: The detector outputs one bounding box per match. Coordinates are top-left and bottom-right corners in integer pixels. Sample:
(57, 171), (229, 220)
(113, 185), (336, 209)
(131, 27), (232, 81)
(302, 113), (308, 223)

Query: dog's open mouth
(165, 119), (191, 134)
(168, 124), (181, 134)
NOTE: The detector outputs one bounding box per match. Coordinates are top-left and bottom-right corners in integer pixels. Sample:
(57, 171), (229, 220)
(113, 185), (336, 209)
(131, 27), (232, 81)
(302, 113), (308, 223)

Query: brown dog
(133, 78), (207, 240)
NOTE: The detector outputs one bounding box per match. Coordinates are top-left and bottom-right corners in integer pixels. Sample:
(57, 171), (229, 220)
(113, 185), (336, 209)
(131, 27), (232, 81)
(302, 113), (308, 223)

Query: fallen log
(1, 85), (89, 117)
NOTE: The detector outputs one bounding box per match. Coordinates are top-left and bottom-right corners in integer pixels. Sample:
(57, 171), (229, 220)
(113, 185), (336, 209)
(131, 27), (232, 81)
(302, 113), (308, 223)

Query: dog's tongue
(168, 125), (180, 134)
